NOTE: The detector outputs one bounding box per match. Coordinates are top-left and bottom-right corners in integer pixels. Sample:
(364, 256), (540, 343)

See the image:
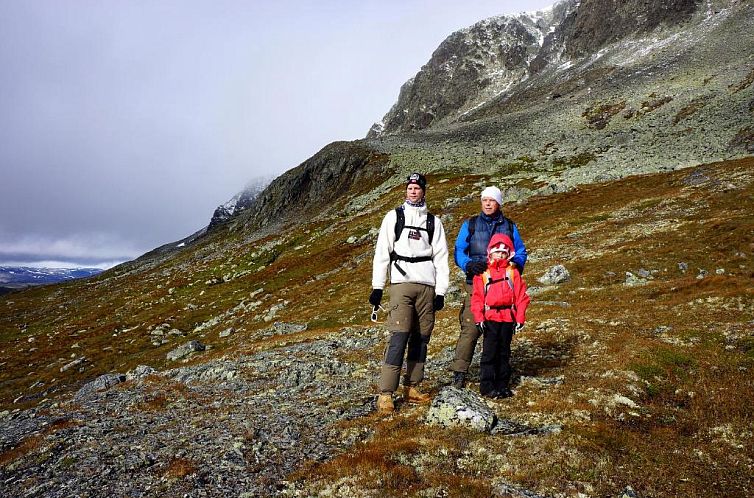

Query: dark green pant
(451, 283), (481, 373)
(379, 283), (435, 393)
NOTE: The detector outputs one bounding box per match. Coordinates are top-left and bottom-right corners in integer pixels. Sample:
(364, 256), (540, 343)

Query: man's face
(406, 184), (424, 203)
(481, 197), (500, 215)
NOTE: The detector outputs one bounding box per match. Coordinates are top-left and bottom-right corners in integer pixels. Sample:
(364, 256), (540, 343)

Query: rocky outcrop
(374, 0), (706, 134)
(376, 1), (579, 134)
(563, 0), (700, 58)
(208, 176), (273, 229)
(232, 141), (392, 231)
(0, 328), (381, 497)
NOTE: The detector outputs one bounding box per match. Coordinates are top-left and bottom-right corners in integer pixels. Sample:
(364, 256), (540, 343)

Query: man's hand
(433, 295), (444, 311)
(369, 289), (383, 307)
(466, 261), (487, 276)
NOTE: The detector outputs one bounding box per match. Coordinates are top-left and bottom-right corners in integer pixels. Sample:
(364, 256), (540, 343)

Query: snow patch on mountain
(209, 175), (275, 228)
(0, 266), (102, 287)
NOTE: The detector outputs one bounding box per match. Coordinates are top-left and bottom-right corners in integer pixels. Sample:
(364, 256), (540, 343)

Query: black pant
(479, 321), (514, 395)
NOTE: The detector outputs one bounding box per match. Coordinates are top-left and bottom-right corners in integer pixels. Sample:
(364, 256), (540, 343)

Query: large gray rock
(75, 373), (125, 400)
(538, 264), (571, 285)
(126, 365), (155, 381)
(426, 386), (497, 433)
(166, 340), (205, 361)
(272, 322), (308, 335)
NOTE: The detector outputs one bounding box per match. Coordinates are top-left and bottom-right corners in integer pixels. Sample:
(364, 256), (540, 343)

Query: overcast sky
(0, 0), (553, 268)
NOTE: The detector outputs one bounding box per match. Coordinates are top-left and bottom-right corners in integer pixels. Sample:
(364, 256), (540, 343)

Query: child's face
(490, 248), (508, 260)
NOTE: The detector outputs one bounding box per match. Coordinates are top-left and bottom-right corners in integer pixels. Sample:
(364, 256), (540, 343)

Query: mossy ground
(1, 157), (753, 496)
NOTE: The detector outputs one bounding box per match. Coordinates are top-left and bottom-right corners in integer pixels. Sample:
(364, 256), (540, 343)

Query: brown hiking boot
(376, 393), (394, 414)
(403, 386), (431, 404)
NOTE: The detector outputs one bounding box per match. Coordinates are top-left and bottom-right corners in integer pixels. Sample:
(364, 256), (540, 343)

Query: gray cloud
(0, 0), (553, 268)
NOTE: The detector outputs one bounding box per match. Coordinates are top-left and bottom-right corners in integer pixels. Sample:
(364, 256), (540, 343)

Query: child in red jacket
(470, 233), (530, 398)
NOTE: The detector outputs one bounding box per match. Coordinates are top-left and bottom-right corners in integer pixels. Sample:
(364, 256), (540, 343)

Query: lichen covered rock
(426, 386), (496, 432)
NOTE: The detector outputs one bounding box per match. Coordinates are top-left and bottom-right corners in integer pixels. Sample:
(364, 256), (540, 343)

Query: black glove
(369, 289), (383, 307)
(514, 323), (524, 334)
(466, 261), (487, 276)
(476, 322), (486, 334)
(433, 295), (444, 311)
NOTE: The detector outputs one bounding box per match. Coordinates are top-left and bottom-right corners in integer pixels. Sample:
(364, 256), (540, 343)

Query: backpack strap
(394, 207), (405, 242)
(465, 215), (478, 245)
(505, 266), (515, 290)
(426, 212), (435, 243)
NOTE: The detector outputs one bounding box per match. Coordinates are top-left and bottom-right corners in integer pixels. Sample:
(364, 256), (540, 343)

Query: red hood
(487, 233), (514, 254)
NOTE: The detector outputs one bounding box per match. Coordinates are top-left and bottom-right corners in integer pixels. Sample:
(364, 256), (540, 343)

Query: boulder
(166, 341), (205, 361)
(75, 373), (125, 400)
(426, 386), (496, 433)
(624, 271), (647, 286)
(126, 365), (156, 381)
(537, 265), (571, 285)
(272, 322), (307, 335)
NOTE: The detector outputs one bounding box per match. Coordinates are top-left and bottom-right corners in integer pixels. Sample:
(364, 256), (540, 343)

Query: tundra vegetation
(1, 157), (752, 497)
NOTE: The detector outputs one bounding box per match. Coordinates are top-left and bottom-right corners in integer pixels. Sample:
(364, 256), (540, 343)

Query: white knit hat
(480, 186), (503, 206)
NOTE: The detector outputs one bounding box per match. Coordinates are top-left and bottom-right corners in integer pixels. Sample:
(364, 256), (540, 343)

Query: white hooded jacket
(372, 201), (450, 295)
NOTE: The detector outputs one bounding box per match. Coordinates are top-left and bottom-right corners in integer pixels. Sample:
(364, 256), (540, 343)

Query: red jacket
(471, 233), (530, 324)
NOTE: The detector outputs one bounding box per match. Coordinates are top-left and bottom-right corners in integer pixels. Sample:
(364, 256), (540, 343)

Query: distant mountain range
(0, 266), (102, 294)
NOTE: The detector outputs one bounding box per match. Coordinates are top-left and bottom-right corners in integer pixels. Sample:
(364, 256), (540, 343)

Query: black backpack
(394, 207), (435, 243)
(389, 207), (435, 276)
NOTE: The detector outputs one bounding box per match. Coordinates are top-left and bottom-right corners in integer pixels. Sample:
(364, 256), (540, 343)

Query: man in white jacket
(369, 172), (450, 414)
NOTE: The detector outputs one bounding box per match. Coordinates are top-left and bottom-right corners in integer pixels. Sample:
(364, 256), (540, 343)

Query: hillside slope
(1, 157), (752, 497)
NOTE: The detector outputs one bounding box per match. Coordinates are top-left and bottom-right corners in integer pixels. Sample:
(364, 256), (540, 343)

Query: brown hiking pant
(451, 283), (481, 373)
(379, 283), (435, 393)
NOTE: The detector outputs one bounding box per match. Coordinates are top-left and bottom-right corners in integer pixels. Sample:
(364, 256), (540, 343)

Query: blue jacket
(454, 212), (527, 283)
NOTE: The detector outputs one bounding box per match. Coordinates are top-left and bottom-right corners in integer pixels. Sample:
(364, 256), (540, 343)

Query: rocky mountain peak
(208, 176), (274, 229)
(372, 0), (713, 135)
(371, 1), (579, 135)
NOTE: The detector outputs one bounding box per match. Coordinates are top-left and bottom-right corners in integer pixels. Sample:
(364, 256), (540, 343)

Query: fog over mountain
(0, 0), (552, 268)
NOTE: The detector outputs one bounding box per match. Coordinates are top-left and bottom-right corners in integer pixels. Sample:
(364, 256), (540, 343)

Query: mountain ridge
(195, 0), (752, 243)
